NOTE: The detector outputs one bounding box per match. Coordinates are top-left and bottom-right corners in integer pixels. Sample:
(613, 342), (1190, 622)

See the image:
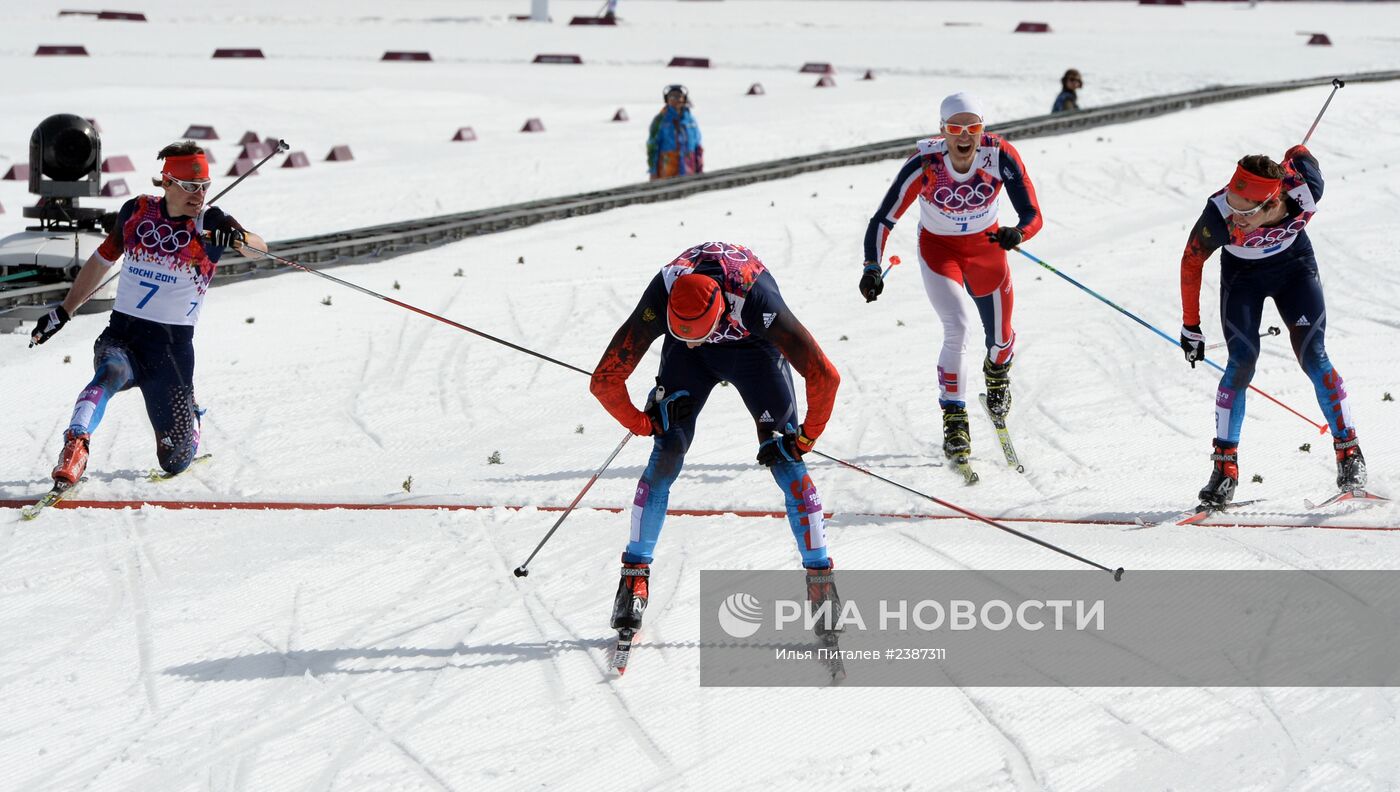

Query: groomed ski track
(3, 498), (1392, 532)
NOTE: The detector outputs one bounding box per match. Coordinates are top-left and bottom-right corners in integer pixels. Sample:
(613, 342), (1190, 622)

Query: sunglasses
(1225, 192), (1276, 217)
(943, 122), (984, 136)
(167, 176), (211, 194)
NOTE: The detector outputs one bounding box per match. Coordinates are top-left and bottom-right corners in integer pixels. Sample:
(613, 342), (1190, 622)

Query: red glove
(1284, 144), (1312, 162)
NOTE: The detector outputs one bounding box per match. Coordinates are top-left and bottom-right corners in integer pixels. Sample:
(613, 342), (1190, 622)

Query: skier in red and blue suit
(859, 92), (1043, 464)
(590, 241), (841, 637)
(1179, 145), (1364, 507)
(30, 140), (265, 486)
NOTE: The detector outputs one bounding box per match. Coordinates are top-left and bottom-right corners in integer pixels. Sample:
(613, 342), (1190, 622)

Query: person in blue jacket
(1052, 69), (1081, 114)
(647, 84), (703, 180)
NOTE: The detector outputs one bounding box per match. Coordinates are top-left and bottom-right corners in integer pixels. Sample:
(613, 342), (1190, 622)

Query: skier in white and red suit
(859, 92), (1043, 464)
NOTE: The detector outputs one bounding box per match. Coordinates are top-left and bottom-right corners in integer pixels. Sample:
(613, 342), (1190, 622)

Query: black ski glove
(206, 227), (246, 250)
(757, 426), (807, 467)
(986, 226), (1023, 250)
(645, 388), (694, 435)
(1180, 324), (1205, 368)
(29, 305), (70, 347)
(858, 262), (883, 302)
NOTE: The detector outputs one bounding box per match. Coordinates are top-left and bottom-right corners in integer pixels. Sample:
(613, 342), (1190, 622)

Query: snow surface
(3, 2), (1400, 790)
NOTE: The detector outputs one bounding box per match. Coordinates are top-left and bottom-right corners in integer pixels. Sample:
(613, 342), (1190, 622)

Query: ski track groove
(0, 532), (128, 695)
(527, 284), (579, 394)
(945, 686), (1043, 792)
(498, 290), (549, 393)
(468, 514), (571, 712)
(472, 512), (682, 782)
(39, 617), (253, 791)
(121, 515), (161, 714)
(124, 669), (363, 790)
(648, 546), (688, 665)
(329, 543), (451, 648)
(252, 634), (461, 792)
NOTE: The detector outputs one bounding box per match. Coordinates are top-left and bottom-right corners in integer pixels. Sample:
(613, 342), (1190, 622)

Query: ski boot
(805, 563), (841, 639)
(806, 562), (846, 681)
(983, 358), (1013, 418)
(610, 562), (650, 631)
(941, 403), (971, 460)
(52, 430), (90, 486)
(1334, 431), (1367, 491)
(942, 403), (978, 484)
(1197, 440), (1238, 509)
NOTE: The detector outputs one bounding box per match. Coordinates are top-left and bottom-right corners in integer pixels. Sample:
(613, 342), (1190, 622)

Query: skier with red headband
(859, 92), (1043, 479)
(590, 242), (841, 668)
(1178, 146), (1364, 509)
(29, 140), (266, 492)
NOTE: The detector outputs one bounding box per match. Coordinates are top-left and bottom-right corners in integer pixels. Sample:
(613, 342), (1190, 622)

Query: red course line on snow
(0, 498), (1393, 531)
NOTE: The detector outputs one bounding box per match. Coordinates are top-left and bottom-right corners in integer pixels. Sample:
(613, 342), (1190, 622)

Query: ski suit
(864, 133), (1042, 406)
(591, 242), (840, 568)
(67, 195), (242, 474)
(1179, 147), (1353, 445)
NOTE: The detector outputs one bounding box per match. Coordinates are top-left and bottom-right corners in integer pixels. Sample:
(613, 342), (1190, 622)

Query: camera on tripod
(23, 113), (109, 232)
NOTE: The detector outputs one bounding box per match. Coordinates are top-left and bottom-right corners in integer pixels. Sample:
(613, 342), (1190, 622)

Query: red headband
(1227, 164), (1280, 203)
(162, 153), (209, 181)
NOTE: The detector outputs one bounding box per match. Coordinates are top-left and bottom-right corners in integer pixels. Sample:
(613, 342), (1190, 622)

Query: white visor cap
(940, 92), (984, 124)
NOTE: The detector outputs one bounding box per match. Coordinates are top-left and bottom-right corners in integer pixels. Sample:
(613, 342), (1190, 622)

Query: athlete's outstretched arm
(590, 275), (667, 435)
(863, 152), (923, 265)
(1179, 206), (1225, 326)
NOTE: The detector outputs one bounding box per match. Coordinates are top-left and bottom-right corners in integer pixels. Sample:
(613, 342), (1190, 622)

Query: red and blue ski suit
(1179, 147), (1354, 445)
(591, 243), (840, 568)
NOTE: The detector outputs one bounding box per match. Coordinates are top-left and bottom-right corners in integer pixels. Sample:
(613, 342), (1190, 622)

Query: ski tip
(1176, 508), (1212, 526)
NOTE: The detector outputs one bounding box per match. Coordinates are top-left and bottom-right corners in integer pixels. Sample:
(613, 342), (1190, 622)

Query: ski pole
(1205, 325), (1279, 351)
(514, 430), (634, 577)
(1301, 78), (1344, 146)
(240, 243), (593, 376)
(809, 448), (1124, 580)
(208, 139), (289, 205)
(882, 255), (902, 279)
(1014, 246), (1327, 434)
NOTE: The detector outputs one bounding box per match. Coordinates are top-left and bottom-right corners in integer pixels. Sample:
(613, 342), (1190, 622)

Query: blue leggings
(622, 337), (830, 569)
(68, 313), (202, 474)
(1215, 249), (1353, 444)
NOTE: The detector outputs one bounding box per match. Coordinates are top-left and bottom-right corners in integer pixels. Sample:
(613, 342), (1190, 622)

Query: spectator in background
(648, 85), (703, 180)
(1052, 69), (1082, 114)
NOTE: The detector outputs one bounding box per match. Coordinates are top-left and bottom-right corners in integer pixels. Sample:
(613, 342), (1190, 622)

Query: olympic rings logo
(136, 220), (192, 254)
(932, 182), (996, 211)
(692, 242), (750, 263)
(1242, 217), (1308, 248)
